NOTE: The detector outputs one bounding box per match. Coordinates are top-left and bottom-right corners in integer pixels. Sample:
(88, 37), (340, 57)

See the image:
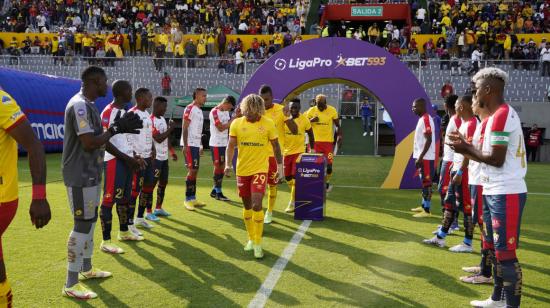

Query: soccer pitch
(7, 153), (550, 307)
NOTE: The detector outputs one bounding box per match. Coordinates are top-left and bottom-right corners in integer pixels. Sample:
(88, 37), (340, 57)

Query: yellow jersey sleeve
(303, 114), (312, 131)
(0, 91), (26, 203)
(0, 92), (26, 131)
(229, 118), (240, 137)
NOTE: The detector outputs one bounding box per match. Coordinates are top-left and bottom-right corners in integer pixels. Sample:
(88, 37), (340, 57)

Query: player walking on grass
(283, 99), (315, 213)
(99, 80), (144, 255)
(448, 68), (527, 308)
(259, 85), (286, 224)
(225, 94), (283, 259)
(150, 96), (178, 217)
(62, 66), (142, 299)
(209, 95), (236, 201)
(460, 95), (493, 285)
(306, 94), (342, 193)
(128, 88), (157, 231)
(181, 88), (207, 210)
(424, 96), (478, 252)
(417, 95), (461, 232)
(0, 89), (51, 306)
(411, 98), (436, 218)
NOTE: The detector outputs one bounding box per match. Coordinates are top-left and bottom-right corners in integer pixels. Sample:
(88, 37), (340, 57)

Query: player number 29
(252, 174), (266, 185)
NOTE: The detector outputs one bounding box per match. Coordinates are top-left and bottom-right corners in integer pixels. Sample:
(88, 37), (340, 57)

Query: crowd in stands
(0, 0), (311, 71)
(322, 0), (550, 76)
(0, 0), (309, 36)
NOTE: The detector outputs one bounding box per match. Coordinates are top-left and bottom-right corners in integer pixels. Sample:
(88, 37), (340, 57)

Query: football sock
(501, 258), (522, 307)
(116, 203), (129, 232)
(156, 185), (166, 209)
(243, 208), (254, 241)
(253, 210), (265, 244)
(287, 179), (295, 203)
(267, 185), (277, 213)
(186, 176), (196, 201)
(99, 205), (113, 241)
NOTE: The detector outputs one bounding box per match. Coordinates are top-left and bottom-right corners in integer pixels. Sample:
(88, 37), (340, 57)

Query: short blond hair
(240, 94), (265, 118)
(315, 94), (327, 103)
(472, 67), (509, 85)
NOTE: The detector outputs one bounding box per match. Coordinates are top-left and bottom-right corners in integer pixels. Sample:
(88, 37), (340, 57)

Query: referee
(61, 66), (142, 300)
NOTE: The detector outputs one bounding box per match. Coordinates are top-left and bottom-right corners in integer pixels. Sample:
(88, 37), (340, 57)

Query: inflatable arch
(0, 68), (113, 152)
(239, 38), (437, 189)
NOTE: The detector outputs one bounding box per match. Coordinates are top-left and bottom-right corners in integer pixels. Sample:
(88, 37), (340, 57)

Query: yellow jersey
(305, 105), (338, 143)
(283, 114), (311, 156)
(264, 103), (286, 156)
(229, 116), (278, 177)
(82, 36), (93, 47)
(0, 91), (26, 203)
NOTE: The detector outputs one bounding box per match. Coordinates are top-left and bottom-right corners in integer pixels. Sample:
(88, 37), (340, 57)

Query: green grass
(6, 154), (550, 307)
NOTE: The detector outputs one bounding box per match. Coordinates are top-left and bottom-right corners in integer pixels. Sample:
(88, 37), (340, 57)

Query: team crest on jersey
(257, 126), (266, 134)
(508, 237), (515, 245)
(2, 95), (12, 105)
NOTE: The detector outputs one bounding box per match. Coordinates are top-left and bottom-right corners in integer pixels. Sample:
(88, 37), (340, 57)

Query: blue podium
(294, 153), (326, 221)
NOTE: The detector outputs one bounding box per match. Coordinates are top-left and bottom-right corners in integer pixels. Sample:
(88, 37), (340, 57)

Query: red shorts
(237, 173), (267, 198)
(0, 199), (18, 260)
(284, 153), (301, 177)
(314, 142), (334, 165)
(267, 156), (278, 185)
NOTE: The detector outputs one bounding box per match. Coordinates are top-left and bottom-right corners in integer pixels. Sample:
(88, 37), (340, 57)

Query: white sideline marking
(248, 220), (312, 308)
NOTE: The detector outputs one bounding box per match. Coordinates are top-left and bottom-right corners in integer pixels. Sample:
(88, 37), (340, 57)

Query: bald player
(305, 94), (342, 192)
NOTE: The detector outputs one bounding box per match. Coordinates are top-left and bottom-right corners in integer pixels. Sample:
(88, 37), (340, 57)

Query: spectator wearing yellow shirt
(207, 31), (216, 57)
(175, 41), (185, 68)
(74, 32), (83, 55)
(522, 5), (533, 18)
(273, 32), (283, 51)
(441, 15), (451, 28)
(51, 36), (59, 55)
(197, 39), (207, 67)
(498, 2), (508, 18)
(368, 23), (379, 44)
(440, 2), (451, 17)
(516, 15), (524, 33)
(503, 34), (512, 59)
(480, 20), (489, 32)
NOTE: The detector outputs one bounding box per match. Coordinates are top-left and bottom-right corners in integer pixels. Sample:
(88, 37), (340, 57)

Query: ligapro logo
(274, 53), (385, 71)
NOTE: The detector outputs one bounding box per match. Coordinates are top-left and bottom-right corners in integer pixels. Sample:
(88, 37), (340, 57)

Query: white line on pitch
(248, 220), (312, 308)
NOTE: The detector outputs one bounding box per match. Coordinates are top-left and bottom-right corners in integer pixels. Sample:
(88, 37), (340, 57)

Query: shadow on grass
(292, 220), (479, 301)
(117, 221), (301, 307)
(68, 278), (131, 308)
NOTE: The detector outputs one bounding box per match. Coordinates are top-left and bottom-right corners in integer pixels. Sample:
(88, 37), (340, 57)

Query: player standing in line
(460, 95), (493, 284)
(128, 88), (156, 230)
(0, 89), (51, 306)
(150, 96), (178, 217)
(209, 95), (236, 201)
(415, 95), (460, 232)
(448, 68), (527, 308)
(62, 66), (142, 299)
(411, 98), (436, 218)
(225, 94), (283, 259)
(283, 98), (315, 213)
(306, 94), (342, 193)
(181, 88), (207, 210)
(259, 85), (286, 224)
(99, 80), (144, 255)
(424, 96), (478, 252)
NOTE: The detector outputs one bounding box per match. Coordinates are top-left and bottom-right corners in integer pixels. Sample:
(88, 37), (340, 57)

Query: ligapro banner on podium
(0, 68), (112, 152)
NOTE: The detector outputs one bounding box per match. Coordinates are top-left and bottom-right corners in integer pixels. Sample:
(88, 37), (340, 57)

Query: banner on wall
(0, 68), (112, 152)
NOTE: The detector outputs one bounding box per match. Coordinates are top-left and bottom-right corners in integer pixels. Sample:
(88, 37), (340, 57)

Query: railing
(1, 55), (549, 103)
